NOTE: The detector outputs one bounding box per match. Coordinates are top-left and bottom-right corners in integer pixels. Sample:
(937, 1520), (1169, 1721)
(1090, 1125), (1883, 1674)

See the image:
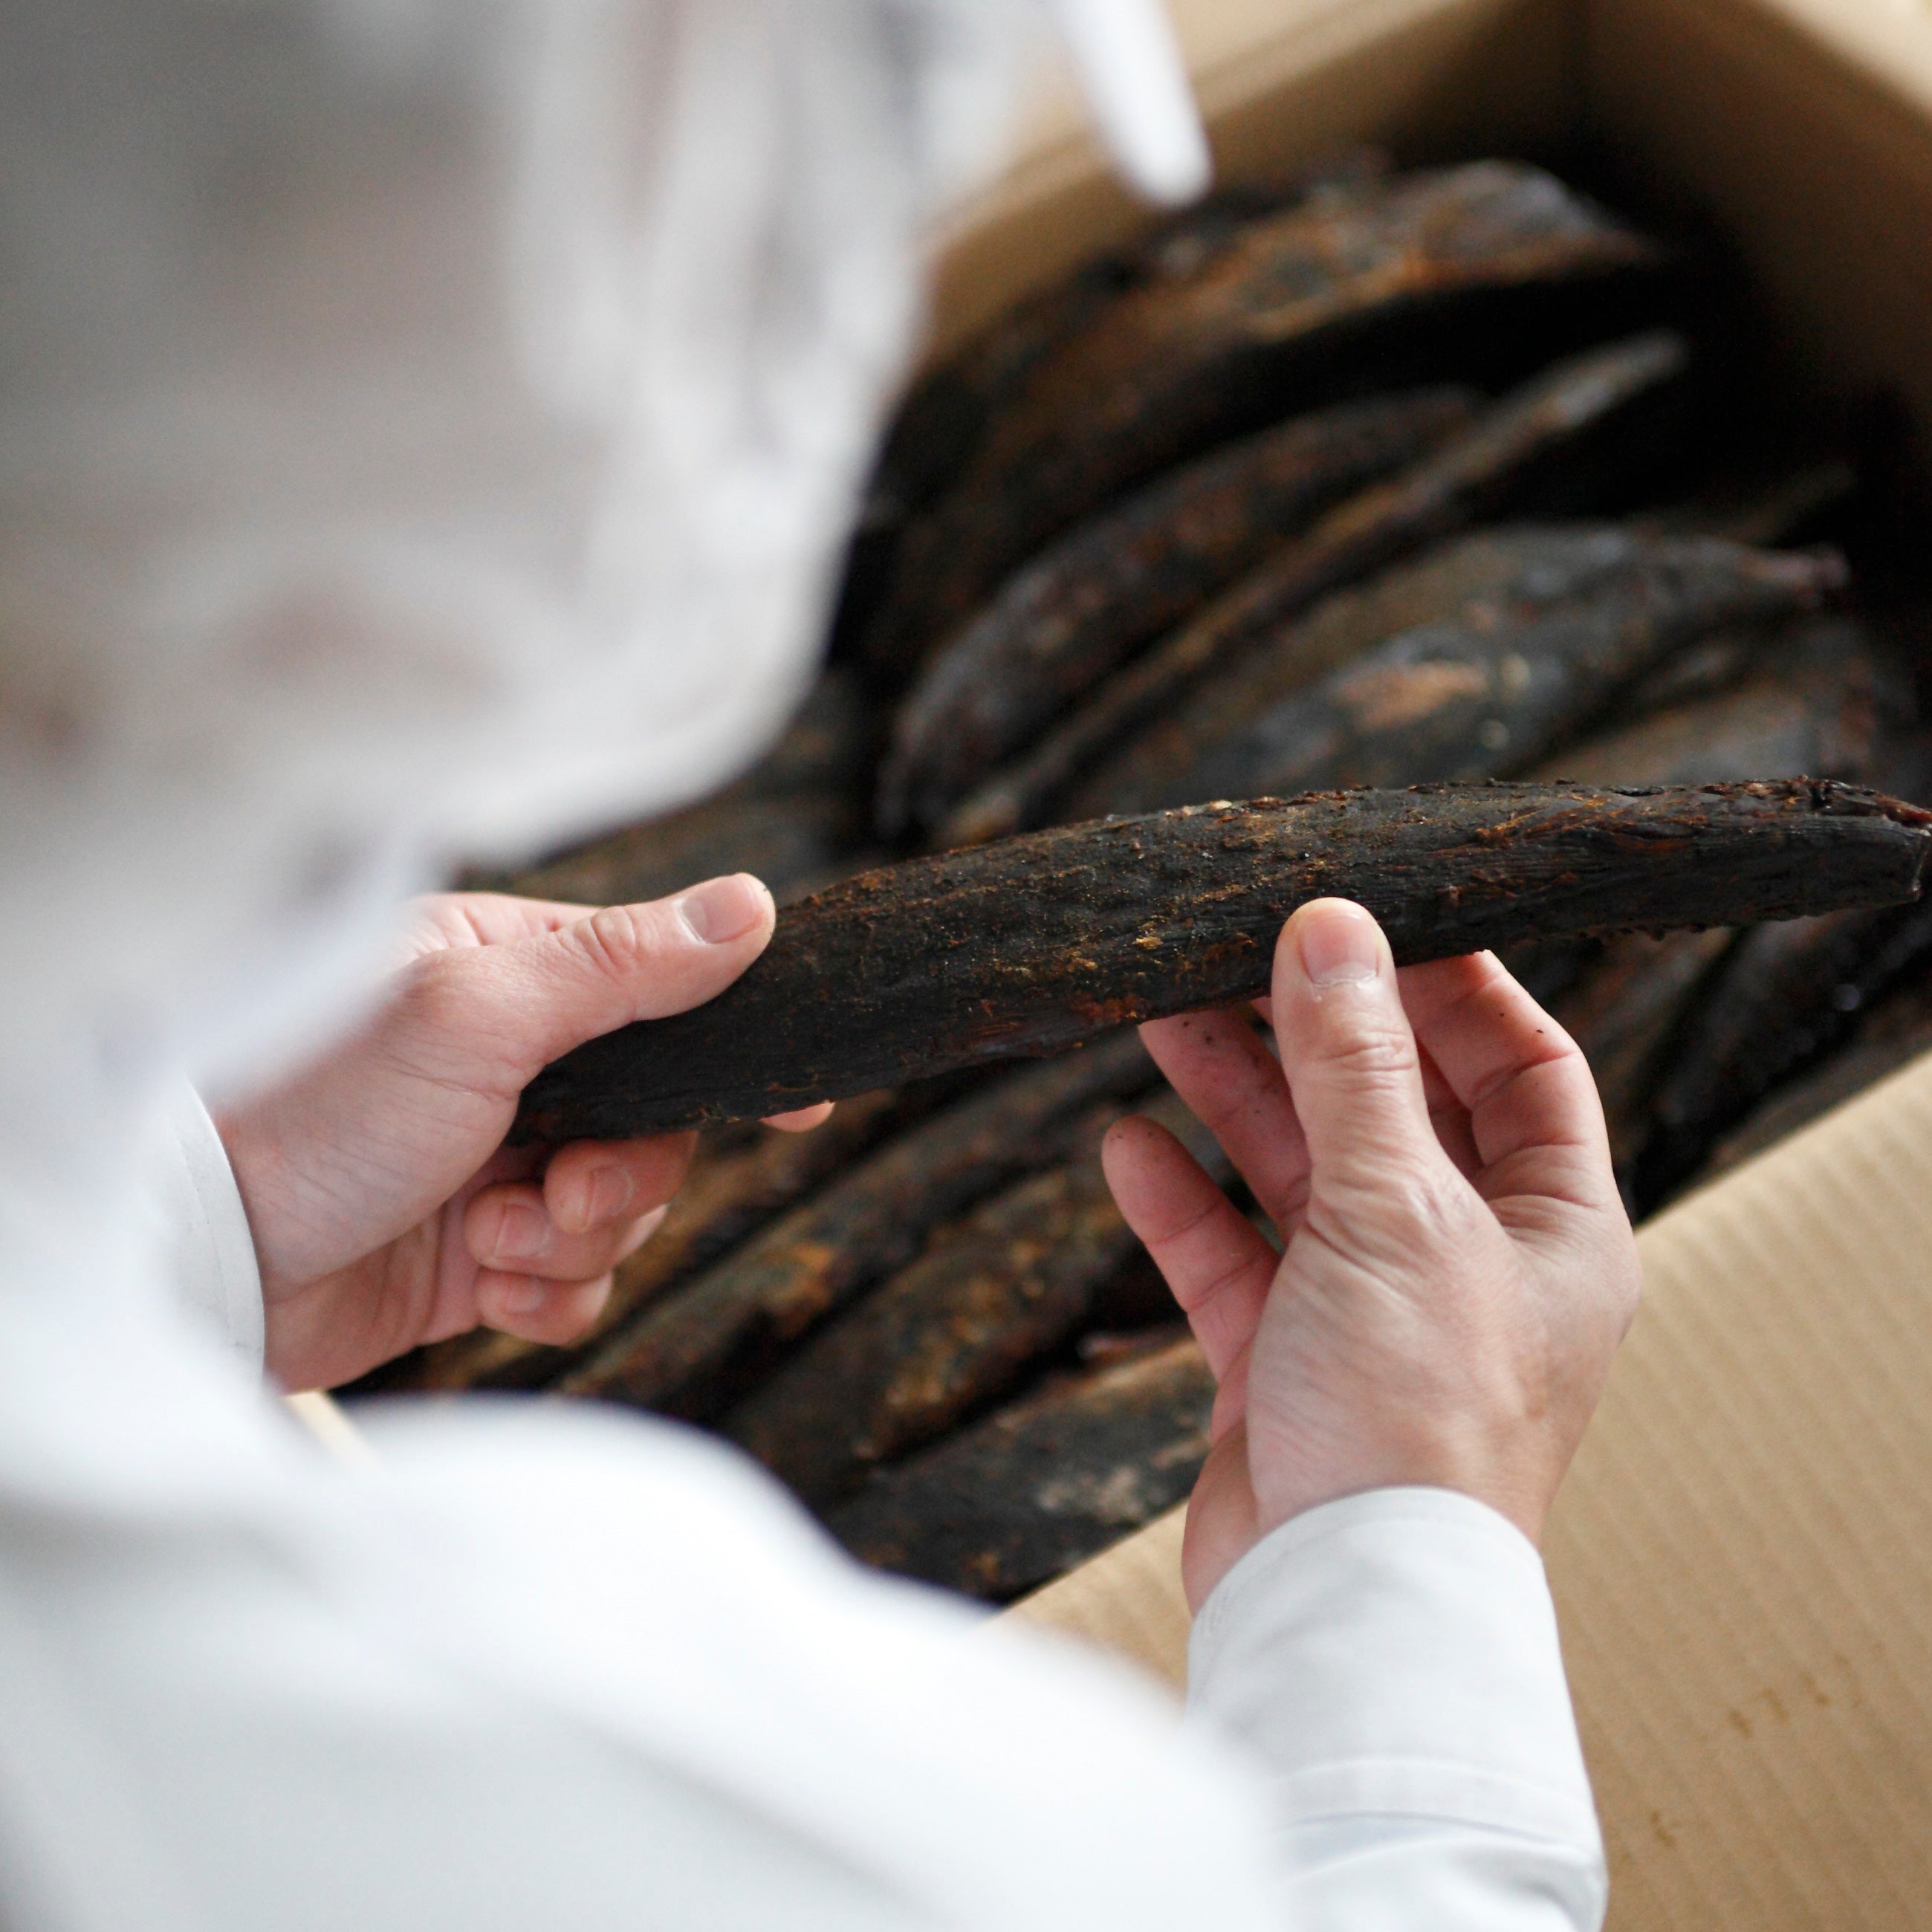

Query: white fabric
(1047, 0), (1210, 201)
(142, 1079), (268, 1370)
(0, 0), (1056, 1121)
(0, 0), (1205, 1118)
(0, 1279), (1282, 1931)
(1190, 1489), (1607, 1930)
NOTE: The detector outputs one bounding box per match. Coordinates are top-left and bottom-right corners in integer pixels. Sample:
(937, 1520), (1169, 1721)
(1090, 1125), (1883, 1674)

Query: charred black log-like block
(514, 781), (1932, 1142)
(827, 1334), (1216, 1603)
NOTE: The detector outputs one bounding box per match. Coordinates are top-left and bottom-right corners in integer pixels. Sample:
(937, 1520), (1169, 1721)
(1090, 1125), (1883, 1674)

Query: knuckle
(388, 948), (479, 1040)
(575, 904), (658, 980)
(1199, 1251), (1274, 1320)
(1349, 1158), (1475, 1252)
(1320, 1016), (1417, 1084)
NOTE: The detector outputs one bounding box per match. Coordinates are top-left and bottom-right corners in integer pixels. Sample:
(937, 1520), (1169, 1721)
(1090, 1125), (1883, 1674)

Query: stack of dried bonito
(369, 155), (1932, 1605)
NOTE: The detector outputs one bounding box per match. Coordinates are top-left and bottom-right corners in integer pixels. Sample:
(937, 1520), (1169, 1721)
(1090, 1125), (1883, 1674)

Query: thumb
(482, 873), (777, 1075)
(1268, 899), (1439, 1195)
(1180, 1422), (1259, 1613)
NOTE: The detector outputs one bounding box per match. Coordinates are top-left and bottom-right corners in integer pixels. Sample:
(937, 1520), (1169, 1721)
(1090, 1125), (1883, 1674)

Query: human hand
(1101, 899), (1640, 1612)
(216, 879), (829, 1393)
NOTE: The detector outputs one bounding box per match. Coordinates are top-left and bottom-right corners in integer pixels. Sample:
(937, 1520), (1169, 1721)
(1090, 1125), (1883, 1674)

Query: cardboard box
(932, 0), (1932, 467)
(967, 4), (1932, 1926)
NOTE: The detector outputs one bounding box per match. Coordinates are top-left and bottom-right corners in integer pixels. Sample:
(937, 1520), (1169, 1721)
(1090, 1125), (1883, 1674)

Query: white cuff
(146, 1075), (266, 1371)
(1187, 1488), (1601, 1850)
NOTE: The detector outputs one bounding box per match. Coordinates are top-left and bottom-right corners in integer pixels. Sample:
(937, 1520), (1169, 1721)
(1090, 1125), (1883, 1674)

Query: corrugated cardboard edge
(1549, 1045), (1932, 1928)
(1002, 1046), (1932, 1925)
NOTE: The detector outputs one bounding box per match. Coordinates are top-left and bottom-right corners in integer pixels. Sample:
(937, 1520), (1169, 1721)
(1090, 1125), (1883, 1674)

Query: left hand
(216, 881), (828, 1392)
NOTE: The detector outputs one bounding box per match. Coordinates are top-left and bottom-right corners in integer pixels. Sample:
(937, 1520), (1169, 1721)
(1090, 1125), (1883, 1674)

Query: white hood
(0, 0), (1204, 1167)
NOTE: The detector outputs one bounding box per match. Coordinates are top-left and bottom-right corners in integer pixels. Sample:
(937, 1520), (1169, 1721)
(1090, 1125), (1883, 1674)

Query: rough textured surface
(1622, 733), (1932, 1205)
(724, 1088), (1223, 1508)
(1551, 928), (1737, 1171)
(1070, 527), (1644, 830)
(513, 781), (1932, 1141)
(1527, 619), (1888, 791)
(554, 1031), (1157, 1415)
(827, 1332), (1215, 1602)
(409, 1089), (907, 1393)
(1702, 967), (1932, 1180)
(840, 161), (1398, 652)
(1080, 536), (1844, 818)
(1505, 621), (1894, 1112)
(864, 162), (1665, 670)
(860, 163), (1372, 533)
(939, 333), (1688, 846)
(877, 387), (1474, 837)
(1636, 892), (1932, 1208)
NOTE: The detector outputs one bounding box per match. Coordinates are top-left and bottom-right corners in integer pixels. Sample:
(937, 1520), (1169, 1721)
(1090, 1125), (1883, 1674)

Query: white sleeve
(1186, 1487), (1607, 1932)
(140, 1076), (265, 1370)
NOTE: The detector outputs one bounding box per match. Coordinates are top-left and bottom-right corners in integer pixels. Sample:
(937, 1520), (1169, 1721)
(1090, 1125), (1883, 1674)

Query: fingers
(1137, 1008), (1312, 1227)
(1101, 1114), (1278, 1384)
(471, 1268), (618, 1346)
(465, 1179), (668, 1282)
(1269, 901), (1443, 1194)
(763, 1101), (834, 1132)
(1417, 1040), (1482, 1179)
(1141, 1000), (1479, 1199)
(1208, 1339), (1252, 1443)
(1396, 952), (1611, 1184)
(538, 1133), (696, 1235)
(488, 874), (778, 1072)
(461, 1135), (689, 1344)
(396, 892), (603, 961)
(1179, 1422), (1260, 1615)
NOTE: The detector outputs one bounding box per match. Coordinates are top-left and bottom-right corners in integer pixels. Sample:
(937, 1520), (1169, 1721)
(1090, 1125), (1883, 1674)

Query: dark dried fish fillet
(515, 780), (1932, 1142)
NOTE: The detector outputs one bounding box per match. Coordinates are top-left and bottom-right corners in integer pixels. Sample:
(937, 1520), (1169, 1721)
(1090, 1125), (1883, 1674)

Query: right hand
(1101, 898), (1641, 1611)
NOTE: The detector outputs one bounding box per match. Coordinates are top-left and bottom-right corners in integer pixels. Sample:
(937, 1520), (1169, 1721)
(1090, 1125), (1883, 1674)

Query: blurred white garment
(0, 0), (1035, 1116)
(141, 1079), (268, 1369)
(0, 1105), (1603, 1930)
(0, 1), (1601, 1925)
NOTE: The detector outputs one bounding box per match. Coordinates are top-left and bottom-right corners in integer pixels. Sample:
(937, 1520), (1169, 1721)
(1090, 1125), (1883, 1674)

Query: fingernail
(677, 874), (768, 944)
(583, 1163), (633, 1225)
(492, 1201), (548, 1262)
(501, 1280), (546, 1317)
(1298, 904), (1382, 987)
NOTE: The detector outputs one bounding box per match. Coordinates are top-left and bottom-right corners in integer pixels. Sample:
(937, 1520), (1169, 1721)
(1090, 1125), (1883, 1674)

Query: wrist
(210, 1109), (270, 1261)
(1248, 1420), (1555, 1552)
(210, 1104), (309, 1305)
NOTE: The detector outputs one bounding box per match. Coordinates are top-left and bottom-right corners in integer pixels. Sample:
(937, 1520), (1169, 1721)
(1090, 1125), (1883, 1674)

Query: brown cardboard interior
(976, 3), (1932, 1927)
(927, 0), (1932, 470)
